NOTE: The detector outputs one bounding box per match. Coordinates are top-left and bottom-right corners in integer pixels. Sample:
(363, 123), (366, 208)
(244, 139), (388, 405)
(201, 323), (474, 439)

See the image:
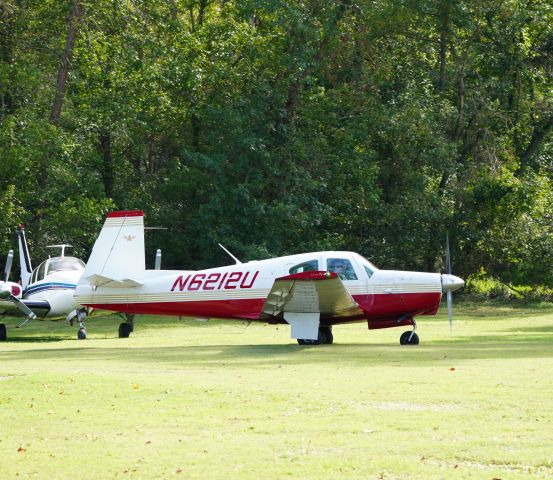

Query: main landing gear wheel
(297, 326), (333, 345)
(77, 328), (87, 340)
(0, 323), (6, 341)
(119, 322), (132, 338)
(400, 331), (419, 345)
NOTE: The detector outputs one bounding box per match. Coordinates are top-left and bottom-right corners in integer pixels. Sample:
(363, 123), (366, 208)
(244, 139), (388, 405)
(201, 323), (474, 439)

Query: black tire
(400, 331), (419, 345)
(320, 326), (333, 344)
(0, 323), (6, 341)
(77, 328), (87, 340)
(119, 322), (131, 338)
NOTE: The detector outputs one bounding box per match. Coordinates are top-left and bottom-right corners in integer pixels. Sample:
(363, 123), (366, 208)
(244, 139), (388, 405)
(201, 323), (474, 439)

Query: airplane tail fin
(17, 224), (32, 290)
(80, 210), (145, 287)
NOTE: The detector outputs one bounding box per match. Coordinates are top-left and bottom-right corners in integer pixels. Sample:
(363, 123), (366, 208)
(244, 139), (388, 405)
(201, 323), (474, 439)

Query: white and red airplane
(75, 210), (464, 344)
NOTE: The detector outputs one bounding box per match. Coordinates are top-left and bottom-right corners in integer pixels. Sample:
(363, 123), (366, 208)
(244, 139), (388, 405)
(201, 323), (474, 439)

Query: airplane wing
(261, 271), (363, 318)
(0, 298), (50, 318)
(261, 271), (363, 340)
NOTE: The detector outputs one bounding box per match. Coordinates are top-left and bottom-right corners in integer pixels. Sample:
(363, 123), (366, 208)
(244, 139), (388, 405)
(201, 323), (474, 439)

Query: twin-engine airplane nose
(441, 274), (465, 292)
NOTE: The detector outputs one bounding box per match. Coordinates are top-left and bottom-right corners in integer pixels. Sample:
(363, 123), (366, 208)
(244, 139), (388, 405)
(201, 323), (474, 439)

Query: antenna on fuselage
(46, 244), (72, 257)
(218, 243), (242, 265)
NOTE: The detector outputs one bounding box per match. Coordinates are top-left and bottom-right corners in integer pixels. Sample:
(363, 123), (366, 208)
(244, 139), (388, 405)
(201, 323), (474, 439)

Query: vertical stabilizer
(17, 224), (32, 290)
(80, 210), (145, 285)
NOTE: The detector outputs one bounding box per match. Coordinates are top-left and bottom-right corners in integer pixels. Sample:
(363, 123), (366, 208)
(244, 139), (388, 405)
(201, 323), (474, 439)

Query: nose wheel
(399, 318), (419, 345)
(76, 309), (88, 340)
(400, 329), (419, 345)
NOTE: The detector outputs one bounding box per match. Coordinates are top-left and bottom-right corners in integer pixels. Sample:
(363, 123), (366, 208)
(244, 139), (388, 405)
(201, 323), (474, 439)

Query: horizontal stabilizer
(86, 274), (143, 288)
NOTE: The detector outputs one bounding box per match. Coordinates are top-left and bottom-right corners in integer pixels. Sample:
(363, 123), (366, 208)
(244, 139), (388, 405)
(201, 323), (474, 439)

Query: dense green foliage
(1, 0), (551, 286)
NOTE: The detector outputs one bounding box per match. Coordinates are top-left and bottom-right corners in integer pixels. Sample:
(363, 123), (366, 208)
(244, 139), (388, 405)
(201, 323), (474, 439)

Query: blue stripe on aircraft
(24, 282), (77, 296)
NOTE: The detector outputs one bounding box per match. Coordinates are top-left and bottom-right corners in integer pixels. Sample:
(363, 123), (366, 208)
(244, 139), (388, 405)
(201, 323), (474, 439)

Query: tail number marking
(171, 271), (259, 292)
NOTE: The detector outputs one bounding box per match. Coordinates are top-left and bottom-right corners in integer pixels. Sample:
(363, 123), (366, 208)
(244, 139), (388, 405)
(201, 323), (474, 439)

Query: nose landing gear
(76, 309), (88, 340)
(399, 319), (419, 345)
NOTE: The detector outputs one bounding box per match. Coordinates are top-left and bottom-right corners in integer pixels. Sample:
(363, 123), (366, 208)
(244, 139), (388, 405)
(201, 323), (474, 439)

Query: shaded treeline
(0, 0), (551, 286)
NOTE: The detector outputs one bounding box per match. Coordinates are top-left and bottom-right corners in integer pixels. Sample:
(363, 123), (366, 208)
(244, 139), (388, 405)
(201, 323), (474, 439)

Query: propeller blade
(445, 233), (451, 275)
(9, 295), (37, 324)
(4, 249), (13, 282)
(447, 289), (453, 333)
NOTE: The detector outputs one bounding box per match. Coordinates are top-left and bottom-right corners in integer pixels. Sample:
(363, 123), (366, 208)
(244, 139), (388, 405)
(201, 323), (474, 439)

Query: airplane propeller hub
(441, 274), (465, 292)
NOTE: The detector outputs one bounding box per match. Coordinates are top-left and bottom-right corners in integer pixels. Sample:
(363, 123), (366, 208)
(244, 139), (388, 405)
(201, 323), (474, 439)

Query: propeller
(446, 234), (453, 332)
(14, 297), (37, 326)
(0, 287), (37, 322)
(3, 249), (13, 282)
(1, 249), (37, 324)
(440, 233), (464, 333)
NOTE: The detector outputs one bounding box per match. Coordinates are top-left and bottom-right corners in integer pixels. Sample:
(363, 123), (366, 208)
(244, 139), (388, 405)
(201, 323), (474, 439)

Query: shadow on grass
(1, 335), (67, 343)
(2, 335), (553, 367)
(503, 325), (553, 333)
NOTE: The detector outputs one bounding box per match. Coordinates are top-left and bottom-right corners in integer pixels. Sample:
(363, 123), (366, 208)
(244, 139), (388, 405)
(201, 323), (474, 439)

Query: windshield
(326, 258), (358, 280)
(354, 254), (378, 278)
(46, 257), (85, 274)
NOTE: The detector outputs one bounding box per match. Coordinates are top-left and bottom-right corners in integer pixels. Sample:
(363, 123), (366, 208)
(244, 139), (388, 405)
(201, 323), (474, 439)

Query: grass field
(1, 301), (552, 479)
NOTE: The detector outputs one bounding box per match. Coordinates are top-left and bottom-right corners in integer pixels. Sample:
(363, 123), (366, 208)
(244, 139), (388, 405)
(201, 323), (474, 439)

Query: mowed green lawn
(1, 301), (552, 479)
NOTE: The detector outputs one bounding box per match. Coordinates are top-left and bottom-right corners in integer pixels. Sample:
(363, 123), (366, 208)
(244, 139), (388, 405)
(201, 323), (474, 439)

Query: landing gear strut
(400, 319), (419, 345)
(118, 314), (134, 338)
(297, 326), (333, 345)
(77, 309), (87, 340)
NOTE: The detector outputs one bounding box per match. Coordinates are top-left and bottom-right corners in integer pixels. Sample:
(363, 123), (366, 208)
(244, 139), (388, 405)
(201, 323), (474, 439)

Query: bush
(464, 272), (553, 303)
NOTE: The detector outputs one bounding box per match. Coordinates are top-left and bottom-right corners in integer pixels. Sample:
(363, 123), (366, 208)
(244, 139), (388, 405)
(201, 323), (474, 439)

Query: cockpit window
(289, 259), (319, 274)
(364, 265), (374, 279)
(36, 261), (47, 282)
(354, 254), (377, 279)
(327, 258), (358, 280)
(46, 257), (85, 274)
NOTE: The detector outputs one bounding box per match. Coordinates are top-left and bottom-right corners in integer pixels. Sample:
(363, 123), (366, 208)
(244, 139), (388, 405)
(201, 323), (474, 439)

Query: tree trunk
(50, 0), (82, 125)
(37, 0), (83, 224)
(436, 1), (450, 91)
(277, 0), (351, 132)
(519, 111), (553, 172)
(0, 2), (15, 117)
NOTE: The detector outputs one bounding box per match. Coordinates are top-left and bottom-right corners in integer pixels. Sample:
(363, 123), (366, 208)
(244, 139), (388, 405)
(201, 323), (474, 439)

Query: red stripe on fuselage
(87, 298), (266, 320)
(84, 291), (442, 325)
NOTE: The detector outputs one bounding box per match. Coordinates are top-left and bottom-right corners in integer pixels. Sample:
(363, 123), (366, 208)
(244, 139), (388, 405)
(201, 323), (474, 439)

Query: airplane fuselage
(24, 269), (83, 318)
(75, 251), (446, 329)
